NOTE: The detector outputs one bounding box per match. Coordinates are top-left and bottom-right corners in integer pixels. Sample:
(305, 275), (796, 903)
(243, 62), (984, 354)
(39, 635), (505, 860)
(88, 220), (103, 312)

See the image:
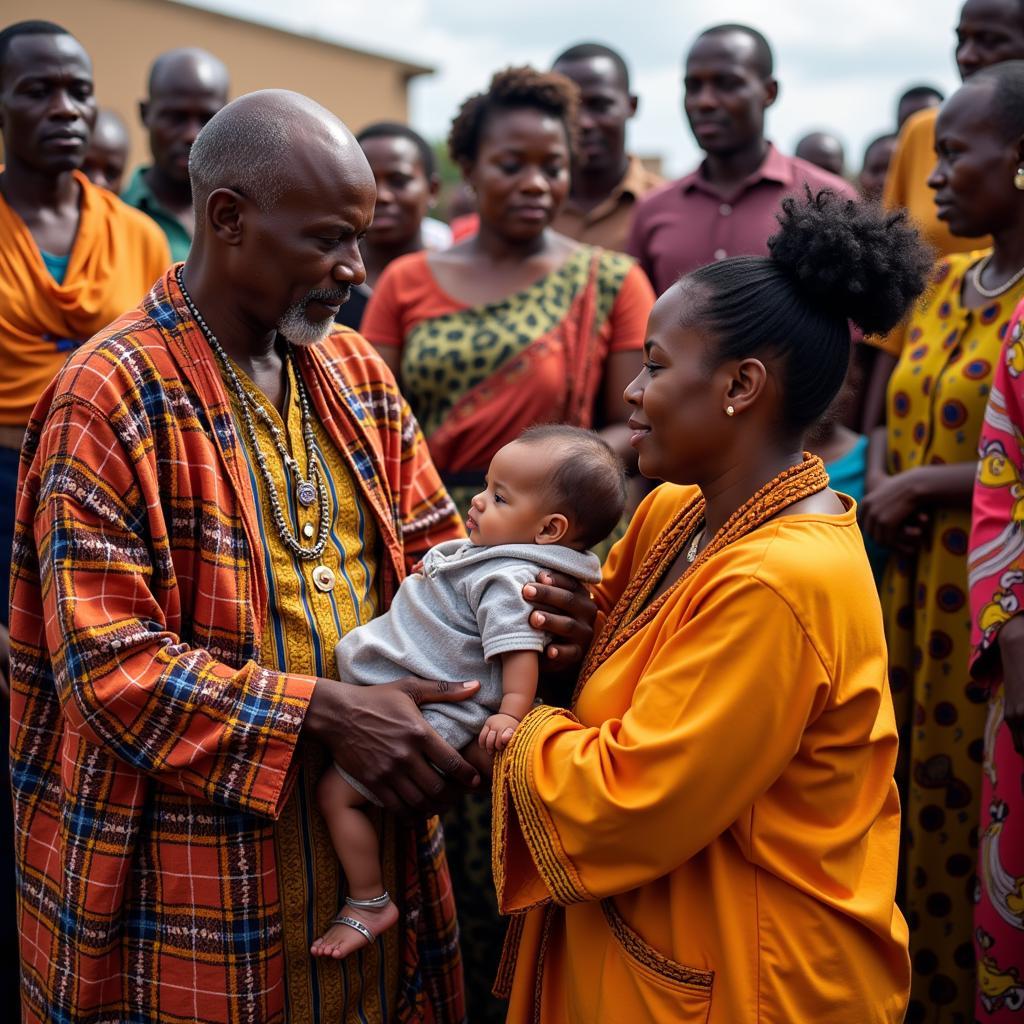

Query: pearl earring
(726, 405), (736, 417)
(1015, 167), (1024, 191)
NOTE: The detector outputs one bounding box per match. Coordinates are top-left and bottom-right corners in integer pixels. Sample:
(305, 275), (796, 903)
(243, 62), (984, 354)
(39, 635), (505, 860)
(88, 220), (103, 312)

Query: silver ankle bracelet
(345, 891), (391, 910)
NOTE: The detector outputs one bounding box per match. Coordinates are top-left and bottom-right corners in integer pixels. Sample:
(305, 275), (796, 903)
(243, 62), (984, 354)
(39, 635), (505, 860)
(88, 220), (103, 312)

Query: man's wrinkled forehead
(290, 127), (371, 186)
(272, 131), (374, 213)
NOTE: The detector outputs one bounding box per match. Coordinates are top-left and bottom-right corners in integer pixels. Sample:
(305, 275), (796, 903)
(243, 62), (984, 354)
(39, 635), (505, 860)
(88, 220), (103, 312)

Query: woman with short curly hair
(359, 65), (655, 1020)
(361, 65), (654, 516)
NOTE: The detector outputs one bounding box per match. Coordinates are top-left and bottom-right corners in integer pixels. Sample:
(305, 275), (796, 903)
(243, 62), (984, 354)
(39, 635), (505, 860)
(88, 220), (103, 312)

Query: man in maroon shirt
(628, 23), (856, 294)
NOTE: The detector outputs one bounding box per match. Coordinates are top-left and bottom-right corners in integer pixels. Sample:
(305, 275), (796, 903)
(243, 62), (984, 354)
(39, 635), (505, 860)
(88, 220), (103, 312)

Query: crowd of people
(2, 2), (1024, 1022)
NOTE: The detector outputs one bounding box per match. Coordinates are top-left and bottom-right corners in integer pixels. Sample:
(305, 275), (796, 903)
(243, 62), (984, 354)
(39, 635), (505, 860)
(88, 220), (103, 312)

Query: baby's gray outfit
(332, 539), (601, 800)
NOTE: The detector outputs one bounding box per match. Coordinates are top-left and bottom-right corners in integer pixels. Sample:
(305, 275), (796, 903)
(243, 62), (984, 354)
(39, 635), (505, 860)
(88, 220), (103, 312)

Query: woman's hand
(860, 468), (926, 548)
(863, 426), (890, 498)
(523, 571), (597, 670)
(864, 467), (888, 496)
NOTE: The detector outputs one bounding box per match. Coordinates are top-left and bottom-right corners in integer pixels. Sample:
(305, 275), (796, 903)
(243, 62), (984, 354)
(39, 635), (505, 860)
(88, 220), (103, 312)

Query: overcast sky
(188, 0), (965, 178)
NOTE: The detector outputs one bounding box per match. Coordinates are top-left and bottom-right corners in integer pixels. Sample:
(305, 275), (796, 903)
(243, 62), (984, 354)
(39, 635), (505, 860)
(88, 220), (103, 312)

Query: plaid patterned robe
(9, 269), (465, 1023)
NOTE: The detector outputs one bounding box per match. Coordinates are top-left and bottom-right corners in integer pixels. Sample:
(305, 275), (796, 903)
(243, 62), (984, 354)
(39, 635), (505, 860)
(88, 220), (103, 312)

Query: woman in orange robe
(491, 191), (933, 1022)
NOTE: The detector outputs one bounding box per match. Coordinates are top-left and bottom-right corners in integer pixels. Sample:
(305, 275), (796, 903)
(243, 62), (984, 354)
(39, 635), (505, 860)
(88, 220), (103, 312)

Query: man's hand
(303, 676), (481, 814)
(523, 570), (597, 670)
(461, 738), (495, 782)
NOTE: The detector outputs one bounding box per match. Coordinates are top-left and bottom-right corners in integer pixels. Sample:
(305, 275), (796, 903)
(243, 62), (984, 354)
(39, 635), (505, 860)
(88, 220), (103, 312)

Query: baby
(310, 424), (626, 959)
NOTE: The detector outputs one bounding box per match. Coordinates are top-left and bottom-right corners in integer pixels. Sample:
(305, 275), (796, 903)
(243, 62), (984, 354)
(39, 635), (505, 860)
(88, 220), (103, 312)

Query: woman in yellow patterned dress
(861, 64), (1024, 1023)
(361, 66), (654, 1022)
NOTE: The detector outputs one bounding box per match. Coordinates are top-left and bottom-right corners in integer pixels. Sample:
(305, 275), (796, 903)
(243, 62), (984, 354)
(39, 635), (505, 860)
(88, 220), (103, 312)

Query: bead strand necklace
(971, 253), (1024, 299)
(175, 266), (330, 560)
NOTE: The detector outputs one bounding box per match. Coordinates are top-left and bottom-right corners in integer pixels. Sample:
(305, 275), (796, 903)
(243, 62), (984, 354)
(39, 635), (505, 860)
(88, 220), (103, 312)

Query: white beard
(276, 301), (335, 347)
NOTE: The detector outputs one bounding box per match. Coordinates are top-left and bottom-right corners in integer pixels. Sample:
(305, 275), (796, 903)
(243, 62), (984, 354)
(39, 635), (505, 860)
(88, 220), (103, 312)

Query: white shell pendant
(312, 565), (336, 592)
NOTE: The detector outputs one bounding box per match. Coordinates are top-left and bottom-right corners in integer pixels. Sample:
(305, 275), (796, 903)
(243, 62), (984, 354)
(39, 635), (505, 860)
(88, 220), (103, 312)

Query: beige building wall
(2, 0), (432, 171)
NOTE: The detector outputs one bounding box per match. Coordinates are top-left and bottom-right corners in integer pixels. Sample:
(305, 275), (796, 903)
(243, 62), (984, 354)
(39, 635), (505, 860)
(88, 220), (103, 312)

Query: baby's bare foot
(310, 899), (399, 960)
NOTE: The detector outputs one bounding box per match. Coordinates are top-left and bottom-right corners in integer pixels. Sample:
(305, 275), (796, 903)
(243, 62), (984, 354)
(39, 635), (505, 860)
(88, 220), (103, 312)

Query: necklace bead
(175, 267), (330, 561)
(686, 525), (704, 563)
(312, 565), (336, 592)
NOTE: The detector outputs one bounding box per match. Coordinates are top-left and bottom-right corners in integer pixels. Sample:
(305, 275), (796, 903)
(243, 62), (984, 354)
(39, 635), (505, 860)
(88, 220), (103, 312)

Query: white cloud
(188, 0), (964, 176)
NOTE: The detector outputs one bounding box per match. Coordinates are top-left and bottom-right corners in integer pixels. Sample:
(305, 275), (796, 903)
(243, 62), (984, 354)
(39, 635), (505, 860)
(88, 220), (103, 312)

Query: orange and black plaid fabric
(9, 268), (465, 1023)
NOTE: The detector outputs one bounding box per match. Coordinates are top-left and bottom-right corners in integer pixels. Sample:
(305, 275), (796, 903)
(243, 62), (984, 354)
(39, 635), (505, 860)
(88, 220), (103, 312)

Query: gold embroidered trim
(530, 906), (557, 1024)
(492, 913), (527, 999)
(602, 898), (714, 991)
(499, 706), (591, 907)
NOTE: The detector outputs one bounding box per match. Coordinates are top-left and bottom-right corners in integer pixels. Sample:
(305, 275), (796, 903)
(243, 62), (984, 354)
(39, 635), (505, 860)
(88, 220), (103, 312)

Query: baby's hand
(479, 713), (520, 752)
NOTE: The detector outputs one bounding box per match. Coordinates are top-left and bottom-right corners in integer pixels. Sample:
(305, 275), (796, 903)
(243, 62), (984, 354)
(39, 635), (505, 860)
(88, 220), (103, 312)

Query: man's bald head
(141, 47), (229, 187)
(82, 108), (129, 193)
(147, 47), (228, 100)
(795, 131), (845, 176)
(186, 91), (375, 349)
(189, 90), (371, 218)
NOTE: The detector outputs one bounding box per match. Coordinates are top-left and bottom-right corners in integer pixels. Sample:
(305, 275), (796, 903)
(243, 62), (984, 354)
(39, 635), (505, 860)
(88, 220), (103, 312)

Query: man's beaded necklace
(175, 266), (331, 561)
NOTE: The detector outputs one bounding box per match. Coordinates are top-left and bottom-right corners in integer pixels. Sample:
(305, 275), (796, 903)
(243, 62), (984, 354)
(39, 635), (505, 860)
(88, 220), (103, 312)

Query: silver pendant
(312, 565), (336, 592)
(297, 481), (317, 506)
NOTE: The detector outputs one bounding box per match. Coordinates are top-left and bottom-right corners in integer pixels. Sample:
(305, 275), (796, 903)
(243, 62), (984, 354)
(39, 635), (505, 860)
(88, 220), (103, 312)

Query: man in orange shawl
(0, 20), (168, 1012)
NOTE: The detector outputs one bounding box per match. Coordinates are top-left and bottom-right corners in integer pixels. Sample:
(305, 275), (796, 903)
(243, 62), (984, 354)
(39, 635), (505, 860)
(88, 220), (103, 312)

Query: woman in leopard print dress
(361, 66), (654, 1021)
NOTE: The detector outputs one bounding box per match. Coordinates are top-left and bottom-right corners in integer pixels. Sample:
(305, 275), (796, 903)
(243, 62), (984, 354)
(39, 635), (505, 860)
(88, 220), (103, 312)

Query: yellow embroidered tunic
(228, 359), (395, 1022)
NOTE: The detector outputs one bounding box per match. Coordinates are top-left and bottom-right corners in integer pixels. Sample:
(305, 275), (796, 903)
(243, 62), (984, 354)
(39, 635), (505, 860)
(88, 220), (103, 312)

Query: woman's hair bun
(768, 188), (933, 337)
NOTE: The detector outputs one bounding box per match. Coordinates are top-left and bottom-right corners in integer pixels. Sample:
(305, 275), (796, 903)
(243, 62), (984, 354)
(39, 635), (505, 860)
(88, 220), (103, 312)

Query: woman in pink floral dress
(969, 295), (1024, 1021)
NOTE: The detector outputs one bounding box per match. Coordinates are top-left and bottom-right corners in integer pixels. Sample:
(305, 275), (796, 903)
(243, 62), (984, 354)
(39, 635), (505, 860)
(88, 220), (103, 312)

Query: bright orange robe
(493, 484), (909, 1023)
(0, 169), (169, 426)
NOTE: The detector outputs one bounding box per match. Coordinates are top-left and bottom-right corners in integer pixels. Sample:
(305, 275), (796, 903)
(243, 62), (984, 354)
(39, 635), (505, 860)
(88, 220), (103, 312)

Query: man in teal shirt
(123, 47), (228, 262)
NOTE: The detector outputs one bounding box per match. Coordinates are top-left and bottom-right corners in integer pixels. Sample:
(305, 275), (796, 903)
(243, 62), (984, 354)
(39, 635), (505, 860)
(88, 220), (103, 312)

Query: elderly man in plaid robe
(9, 87), (594, 1024)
